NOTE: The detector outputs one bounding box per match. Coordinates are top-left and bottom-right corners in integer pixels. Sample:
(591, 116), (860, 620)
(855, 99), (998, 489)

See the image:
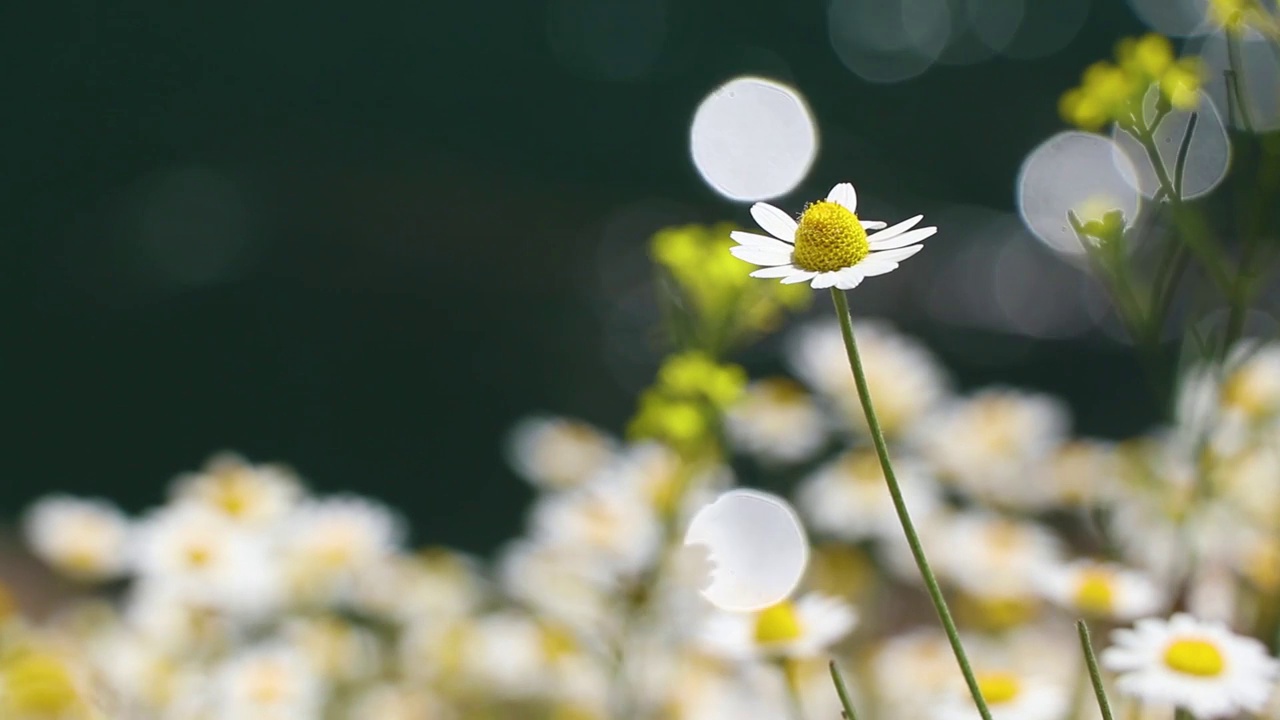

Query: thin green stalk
(830, 288), (992, 720)
(829, 660), (861, 720)
(1076, 620), (1115, 720)
(1226, 33), (1256, 134)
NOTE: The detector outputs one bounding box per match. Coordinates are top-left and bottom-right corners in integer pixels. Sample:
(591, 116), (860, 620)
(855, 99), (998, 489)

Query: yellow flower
(1160, 57), (1204, 111)
(1117, 34), (1174, 79)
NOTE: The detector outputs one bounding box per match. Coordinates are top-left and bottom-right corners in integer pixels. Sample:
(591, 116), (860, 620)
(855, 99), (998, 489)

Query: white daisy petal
(867, 214), (925, 242)
(827, 183), (857, 213)
(835, 267), (866, 289)
(866, 245), (924, 264)
(730, 245), (793, 266)
(811, 272), (843, 289)
(750, 264), (800, 278)
(731, 231), (794, 251)
(869, 226), (937, 250)
(862, 220), (887, 230)
(856, 260), (898, 277)
(751, 203), (798, 242)
(780, 271), (818, 284)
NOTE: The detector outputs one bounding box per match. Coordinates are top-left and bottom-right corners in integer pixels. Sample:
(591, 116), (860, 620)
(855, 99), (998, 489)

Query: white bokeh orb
(1193, 31), (1280, 132)
(683, 489), (809, 612)
(1017, 131), (1143, 257)
(689, 76), (819, 202)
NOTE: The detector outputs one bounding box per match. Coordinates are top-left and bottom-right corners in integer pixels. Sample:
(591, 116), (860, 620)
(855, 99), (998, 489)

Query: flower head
(22, 495), (131, 582)
(699, 593), (857, 660)
(1102, 614), (1279, 718)
(730, 183), (935, 290)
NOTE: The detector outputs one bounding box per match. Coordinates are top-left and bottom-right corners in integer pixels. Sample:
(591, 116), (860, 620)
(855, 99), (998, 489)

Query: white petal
(780, 271), (817, 284)
(835, 267), (865, 290)
(826, 183), (857, 213)
(811, 271), (843, 289)
(730, 231), (793, 251)
(730, 245), (792, 266)
(867, 214), (924, 242)
(856, 260), (898, 277)
(861, 220), (887, 230)
(683, 489), (809, 612)
(751, 203), (798, 242)
(868, 226), (936, 250)
(750, 264), (799, 278)
(866, 245), (924, 264)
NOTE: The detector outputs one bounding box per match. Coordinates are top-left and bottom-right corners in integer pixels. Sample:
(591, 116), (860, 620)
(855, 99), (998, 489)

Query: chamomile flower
(934, 668), (1069, 720)
(870, 629), (962, 720)
(933, 513), (1063, 600)
(794, 448), (939, 543)
(343, 683), (448, 720)
(730, 182), (935, 290)
(699, 593), (857, 660)
(213, 643), (326, 720)
(1102, 614), (1280, 718)
(725, 378), (828, 464)
(22, 495), (131, 582)
(507, 415), (617, 490)
(527, 475), (663, 579)
(280, 496), (405, 605)
(787, 320), (950, 438)
(1035, 559), (1164, 621)
(170, 453), (303, 527)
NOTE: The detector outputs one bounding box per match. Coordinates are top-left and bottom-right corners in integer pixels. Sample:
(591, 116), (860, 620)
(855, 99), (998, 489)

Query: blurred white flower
(171, 453), (303, 527)
(343, 683), (449, 720)
(933, 513), (1063, 600)
(281, 495), (404, 605)
(23, 495), (131, 582)
(454, 612), (564, 699)
(683, 489), (810, 612)
(934, 668), (1069, 720)
(795, 448), (939, 542)
(280, 615), (381, 685)
(1103, 614), (1279, 719)
(1035, 559), (1164, 621)
(787, 319), (950, 438)
(725, 378), (828, 464)
(916, 388), (1070, 509)
(214, 643), (326, 720)
(506, 415), (617, 490)
(730, 182), (933, 290)
(495, 538), (614, 636)
(700, 592), (857, 660)
(131, 503), (281, 616)
(1045, 440), (1119, 507)
(528, 474), (663, 578)
(871, 629), (962, 720)
(351, 549), (484, 625)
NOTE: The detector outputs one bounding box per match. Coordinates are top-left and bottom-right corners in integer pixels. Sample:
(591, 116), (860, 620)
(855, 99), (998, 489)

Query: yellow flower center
(1163, 638), (1226, 677)
(977, 671), (1021, 704)
(754, 601), (804, 644)
(1073, 570), (1116, 615)
(791, 201), (868, 273)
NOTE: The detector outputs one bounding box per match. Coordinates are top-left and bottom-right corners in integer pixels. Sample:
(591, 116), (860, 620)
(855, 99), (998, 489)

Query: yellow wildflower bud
(1160, 58), (1203, 110)
(1059, 88), (1108, 131)
(1120, 34), (1174, 78)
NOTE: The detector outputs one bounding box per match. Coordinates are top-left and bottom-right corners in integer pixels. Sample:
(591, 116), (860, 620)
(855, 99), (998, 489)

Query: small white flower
(1035, 559), (1164, 621)
(700, 593), (857, 660)
(214, 643), (326, 720)
(871, 629), (959, 720)
(527, 475), (663, 579)
(506, 415), (617, 490)
(350, 550), (483, 624)
(1102, 613), (1279, 719)
(934, 669), (1068, 720)
(343, 683), (446, 720)
(915, 388), (1070, 509)
(22, 495), (131, 581)
(281, 495), (404, 604)
(725, 378), (828, 464)
(787, 320), (950, 438)
(170, 453), (303, 527)
(795, 448), (939, 543)
(730, 182), (935, 290)
(932, 513), (1063, 600)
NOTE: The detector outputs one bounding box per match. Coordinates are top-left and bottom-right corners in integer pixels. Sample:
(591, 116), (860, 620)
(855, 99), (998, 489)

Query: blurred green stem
(829, 660), (861, 720)
(830, 288), (993, 720)
(1076, 620), (1115, 720)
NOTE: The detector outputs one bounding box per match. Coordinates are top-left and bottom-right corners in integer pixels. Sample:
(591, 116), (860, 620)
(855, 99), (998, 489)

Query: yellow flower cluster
(0, 649), (94, 719)
(628, 351), (746, 454)
(1059, 34), (1203, 132)
(1209, 0), (1280, 36)
(652, 223), (809, 353)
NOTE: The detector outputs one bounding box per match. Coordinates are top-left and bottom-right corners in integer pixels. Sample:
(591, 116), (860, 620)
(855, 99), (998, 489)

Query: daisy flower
(506, 415), (617, 490)
(699, 592), (857, 660)
(22, 495), (131, 582)
(1102, 613), (1280, 718)
(214, 643), (326, 720)
(932, 513), (1063, 600)
(725, 378), (828, 464)
(729, 182), (936, 290)
(794, 448), (939, 543)
(170, 452), (303, 527)
(1035, 559), (1164, 621)
(934, 668), (1069, 720)
(280, 495), (405, 604)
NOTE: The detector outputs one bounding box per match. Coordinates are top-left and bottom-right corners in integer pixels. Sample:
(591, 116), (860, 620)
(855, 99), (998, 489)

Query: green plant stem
(830, 288), (992, 720)
(829, 660), (861, 720)
(1076, 620), (1115, 720)
(1226, 33), (1256, 134)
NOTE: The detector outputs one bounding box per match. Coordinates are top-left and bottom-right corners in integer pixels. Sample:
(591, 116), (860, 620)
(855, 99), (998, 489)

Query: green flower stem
(830, 288), (993, 720)
(829, 660), (861, 720)
(1076, 620), (1115, 720)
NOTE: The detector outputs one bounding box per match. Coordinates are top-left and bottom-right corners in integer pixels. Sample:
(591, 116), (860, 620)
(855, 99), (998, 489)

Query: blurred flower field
(4, 1), (1280, 719)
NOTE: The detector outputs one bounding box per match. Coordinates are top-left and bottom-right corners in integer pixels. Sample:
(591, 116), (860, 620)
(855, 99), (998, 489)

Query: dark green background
(2, 1), (1151, 552)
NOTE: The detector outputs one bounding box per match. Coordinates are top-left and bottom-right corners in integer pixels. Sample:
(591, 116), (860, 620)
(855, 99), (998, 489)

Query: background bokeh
(2, 1), (1155, 553)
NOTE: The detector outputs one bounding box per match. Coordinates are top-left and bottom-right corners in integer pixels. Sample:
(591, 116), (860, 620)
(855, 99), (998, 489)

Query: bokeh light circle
(683, 489), (809, 611)
(1193, 31), (1280, 132)
(827, 0), (951, 83)
(1017, 131), (1143, 257)
(1111, 89), (1231, 200)
(689, 77), (819, 202)
(1127, 0), (1209, 37)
